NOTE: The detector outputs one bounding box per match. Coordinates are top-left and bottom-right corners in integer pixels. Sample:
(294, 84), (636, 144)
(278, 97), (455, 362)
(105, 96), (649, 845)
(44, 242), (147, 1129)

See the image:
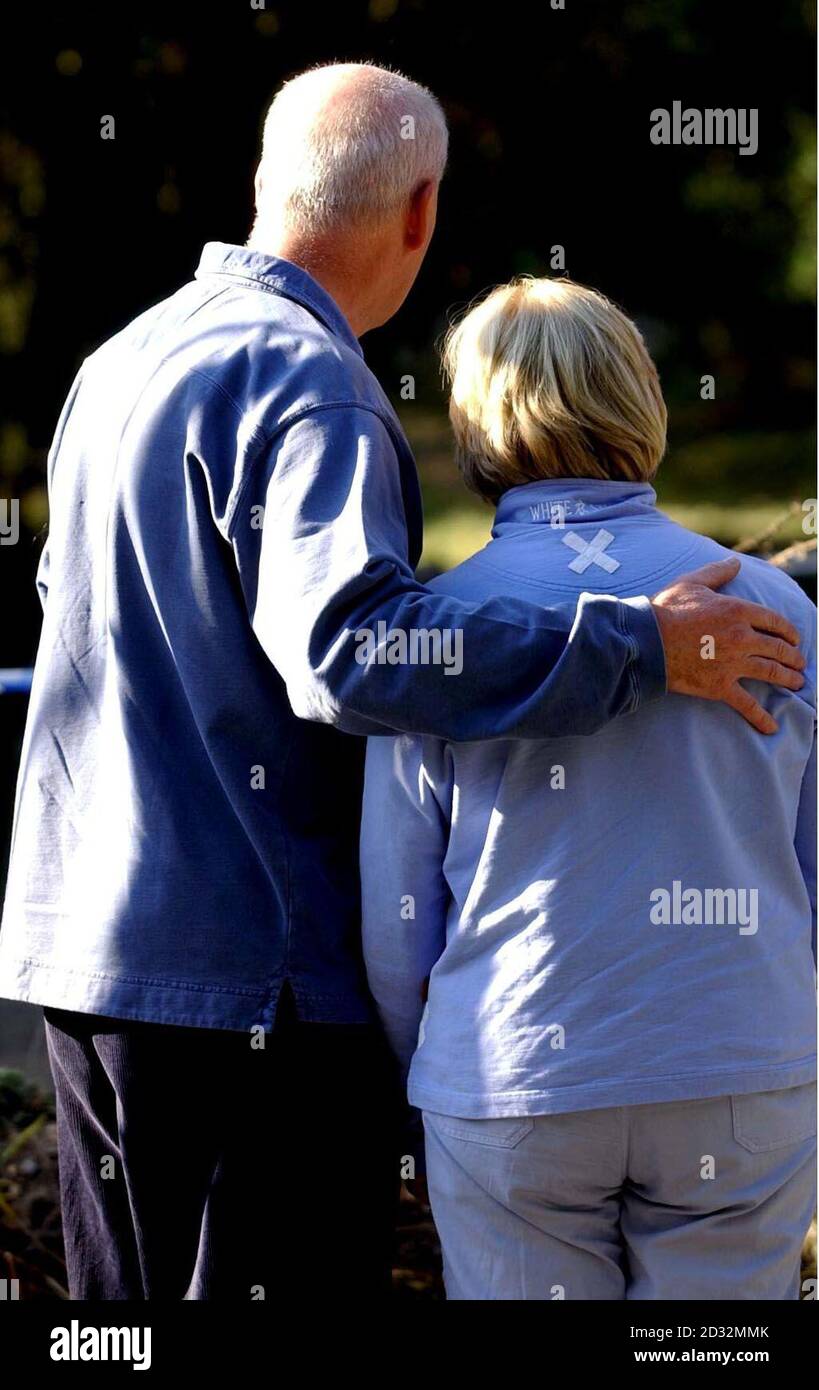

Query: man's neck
(247, 226), (380, 337)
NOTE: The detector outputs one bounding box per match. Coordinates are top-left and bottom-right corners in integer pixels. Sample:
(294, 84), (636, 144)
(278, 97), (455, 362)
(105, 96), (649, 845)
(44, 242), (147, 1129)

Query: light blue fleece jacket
(361, 479), (817, 1117)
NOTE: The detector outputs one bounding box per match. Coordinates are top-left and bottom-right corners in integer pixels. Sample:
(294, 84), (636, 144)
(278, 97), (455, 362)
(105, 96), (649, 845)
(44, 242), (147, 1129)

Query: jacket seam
(223, 399), (407, 538)
(2, 955), (270, 997)
(409, 1053), (817, 1101)
(468, 534), (704, 595)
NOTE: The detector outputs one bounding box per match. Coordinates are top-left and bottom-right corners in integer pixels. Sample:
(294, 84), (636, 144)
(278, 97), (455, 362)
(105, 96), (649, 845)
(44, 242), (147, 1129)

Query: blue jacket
(0, 246), (664, 1030)
(361, 479), (817, 1115)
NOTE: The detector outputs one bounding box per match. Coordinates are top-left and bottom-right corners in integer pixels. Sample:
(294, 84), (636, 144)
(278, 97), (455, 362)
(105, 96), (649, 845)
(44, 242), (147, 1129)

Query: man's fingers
(741, 657), (805, 691)
(676, 557), (741, 591)
(724, 683), (778, 735)
(668, 559), (801, 646)
(738, 600), (801, 646)
(650, 556), (806, 733)
(746, 633), (807, 671)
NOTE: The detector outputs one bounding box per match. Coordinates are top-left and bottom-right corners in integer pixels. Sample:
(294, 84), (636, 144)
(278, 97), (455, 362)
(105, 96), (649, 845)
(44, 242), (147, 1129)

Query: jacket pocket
(424, 1113), (534, 1149)
(731, 1083), (817, 1154)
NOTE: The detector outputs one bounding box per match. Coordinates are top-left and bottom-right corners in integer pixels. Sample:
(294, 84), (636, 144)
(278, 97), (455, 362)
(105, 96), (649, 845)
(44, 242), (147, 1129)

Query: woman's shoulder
(726, 551), (817, 699)
(731, 551), (815, 629)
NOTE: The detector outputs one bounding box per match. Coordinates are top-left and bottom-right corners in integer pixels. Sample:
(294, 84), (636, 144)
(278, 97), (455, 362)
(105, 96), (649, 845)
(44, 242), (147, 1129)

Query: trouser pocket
(731, 1082), (817, 1153)
(423, 1112), (534, 1148)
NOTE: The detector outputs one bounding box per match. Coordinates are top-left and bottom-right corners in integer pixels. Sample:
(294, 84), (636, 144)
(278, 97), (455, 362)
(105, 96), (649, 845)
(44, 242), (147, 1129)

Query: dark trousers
(44, 988), (401, 1300)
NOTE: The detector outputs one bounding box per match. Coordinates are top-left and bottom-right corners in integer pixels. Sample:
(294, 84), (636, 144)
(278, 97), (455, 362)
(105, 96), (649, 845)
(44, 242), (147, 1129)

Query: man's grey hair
(253, 62), (448, 237)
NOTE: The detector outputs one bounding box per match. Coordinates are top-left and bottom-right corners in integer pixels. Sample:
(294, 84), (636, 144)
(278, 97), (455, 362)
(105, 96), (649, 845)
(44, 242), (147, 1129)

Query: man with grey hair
(0, 62), (805, 1301)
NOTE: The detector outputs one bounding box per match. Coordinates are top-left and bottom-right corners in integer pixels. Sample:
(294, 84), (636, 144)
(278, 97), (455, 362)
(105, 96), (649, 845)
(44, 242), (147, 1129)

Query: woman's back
(361, 477), (816, 1117)
(362, 274), (817, 1299)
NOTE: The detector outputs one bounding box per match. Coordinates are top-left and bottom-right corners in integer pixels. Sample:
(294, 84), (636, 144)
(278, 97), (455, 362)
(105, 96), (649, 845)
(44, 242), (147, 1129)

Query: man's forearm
(269, 565), (666, 741)
(249, 411), (803, 741)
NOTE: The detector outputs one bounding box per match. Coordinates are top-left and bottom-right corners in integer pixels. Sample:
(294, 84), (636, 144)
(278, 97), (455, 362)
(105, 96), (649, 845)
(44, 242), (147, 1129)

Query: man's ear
(254, 167), (264, 202)
(404, 180), (438, 251)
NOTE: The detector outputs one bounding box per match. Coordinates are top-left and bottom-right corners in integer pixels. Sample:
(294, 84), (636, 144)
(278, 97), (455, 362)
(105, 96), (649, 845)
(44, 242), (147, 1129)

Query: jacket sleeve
(231, 404), (666, 740)
(35, 539), (50, 612)
(794, 732), (817, 964)
(36, 364), (86, 613)
(360, 731), (453, 1172)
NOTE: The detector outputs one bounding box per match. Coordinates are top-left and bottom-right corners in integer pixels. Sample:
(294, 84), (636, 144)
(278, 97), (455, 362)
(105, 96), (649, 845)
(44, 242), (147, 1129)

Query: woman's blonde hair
(440, 276), (667, 503)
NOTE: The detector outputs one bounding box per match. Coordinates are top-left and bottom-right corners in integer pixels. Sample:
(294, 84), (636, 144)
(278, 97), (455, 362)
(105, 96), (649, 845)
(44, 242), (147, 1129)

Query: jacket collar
(195, 242), (363, 357)
(493, 478), (658, 535)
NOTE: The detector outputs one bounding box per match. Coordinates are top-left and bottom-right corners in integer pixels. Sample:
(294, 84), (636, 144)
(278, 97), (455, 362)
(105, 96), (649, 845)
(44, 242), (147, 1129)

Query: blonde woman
(360, 277), (816, 1300)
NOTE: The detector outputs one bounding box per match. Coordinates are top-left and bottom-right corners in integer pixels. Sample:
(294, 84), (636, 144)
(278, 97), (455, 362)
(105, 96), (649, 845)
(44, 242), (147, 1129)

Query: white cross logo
(562, 528), (620, 574)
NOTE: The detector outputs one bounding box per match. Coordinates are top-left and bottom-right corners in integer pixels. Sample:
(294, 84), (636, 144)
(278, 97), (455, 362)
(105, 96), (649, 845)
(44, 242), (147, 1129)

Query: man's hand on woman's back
(651, 557), (806, 733)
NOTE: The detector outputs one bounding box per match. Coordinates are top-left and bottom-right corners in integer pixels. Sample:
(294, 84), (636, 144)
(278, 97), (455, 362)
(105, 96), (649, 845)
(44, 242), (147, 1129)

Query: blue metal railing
(0, 669), (33, 695)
